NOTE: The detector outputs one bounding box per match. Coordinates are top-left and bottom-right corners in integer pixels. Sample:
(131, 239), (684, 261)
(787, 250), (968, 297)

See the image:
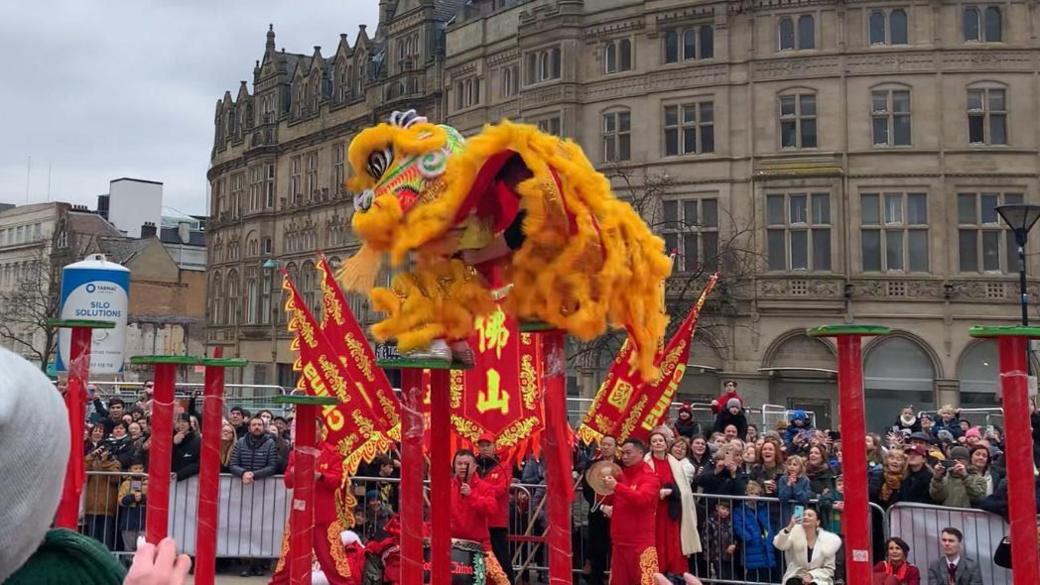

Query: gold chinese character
(607, 379), (634, 410)
(477, 368), (510, 415)
(476, 308), (510, 359)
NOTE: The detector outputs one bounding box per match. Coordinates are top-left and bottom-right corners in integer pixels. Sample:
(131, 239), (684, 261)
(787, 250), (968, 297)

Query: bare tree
(567, 166), (761, 373)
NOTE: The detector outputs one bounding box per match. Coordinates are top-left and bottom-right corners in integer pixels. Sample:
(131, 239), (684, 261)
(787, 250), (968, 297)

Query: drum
(421, 538), (488, 585)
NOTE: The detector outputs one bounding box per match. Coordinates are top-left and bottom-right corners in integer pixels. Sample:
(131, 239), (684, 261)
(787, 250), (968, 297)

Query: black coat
(712, 410), (749, 439)
(695, 465), (748, 497)
(898, 466), (933, 504)
(675, 418), (702, 440)
(229, 433), (279, 478)
(172, 430), (202, 480)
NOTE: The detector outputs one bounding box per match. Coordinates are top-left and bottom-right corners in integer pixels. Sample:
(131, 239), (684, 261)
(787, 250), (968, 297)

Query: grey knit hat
(0, 347), (71, 582)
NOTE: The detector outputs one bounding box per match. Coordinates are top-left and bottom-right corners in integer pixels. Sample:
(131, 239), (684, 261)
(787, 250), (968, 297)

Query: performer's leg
(488, 527), (515, 583)
(314, 521), (356, 585)
(483, 548), (511, 585)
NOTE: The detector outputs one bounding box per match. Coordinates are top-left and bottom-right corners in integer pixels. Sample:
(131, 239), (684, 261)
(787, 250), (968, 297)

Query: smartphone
(793, 505), (805, 523)
(131, 480), (142, 492)
(940, 460), (955, 469)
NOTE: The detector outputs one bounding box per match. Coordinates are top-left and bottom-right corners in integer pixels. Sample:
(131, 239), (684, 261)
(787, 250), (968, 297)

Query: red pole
(430, 369), (452, 585)
(288, 403), (318, 585)
(400, 369), (425, 585)
(194, 363), (227, 585)
(997, 336), (1039, 585)
(835, 335), (872, 585)
(146, 363), (176, 543)
(55, 326), (94, 529)
(540, 329), (573, 585)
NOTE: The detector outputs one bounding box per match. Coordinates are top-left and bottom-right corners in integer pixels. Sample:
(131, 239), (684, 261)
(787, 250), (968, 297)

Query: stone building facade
(208, 0), (1040, 430)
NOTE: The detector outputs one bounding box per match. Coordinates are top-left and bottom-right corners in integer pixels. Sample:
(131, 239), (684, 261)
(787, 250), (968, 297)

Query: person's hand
(726, 544), (737, 555)
(933, 464), (946, 479)
(951, 462), (967, 477)
(134, 492), (143, 503)
(764, 480), (777, 494)
(787, 475), (797, 487)
(124, 537), (192, 585)
(801, 574), (813, 584)
(660, 488), (673, 499)
(243, 471), (254, 485)
(716, 460), (726, 472)
(602, 474), (617, 493)
(460, 483), (471, 496)
(601, 504), (613, 518)
(172, 432), (185, 445)
(787, 515), (798, 531)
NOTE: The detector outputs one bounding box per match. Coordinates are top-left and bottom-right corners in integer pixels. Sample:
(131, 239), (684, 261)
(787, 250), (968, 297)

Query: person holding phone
(929, 447), (985, 508)
(774, 507), (842, 585)
(777, 455), (812, 523)
(118, 458), (148, 552)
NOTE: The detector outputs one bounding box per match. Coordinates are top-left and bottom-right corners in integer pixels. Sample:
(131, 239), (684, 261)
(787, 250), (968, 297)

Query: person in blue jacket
(733, 481), (779, 583)
(783, 410), (813, 450)
(776, 455), (812, 524)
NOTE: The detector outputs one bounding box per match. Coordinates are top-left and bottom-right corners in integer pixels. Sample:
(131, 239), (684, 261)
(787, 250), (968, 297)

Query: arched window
(210, 273), (223, 325)
(797, 15), (815, 49)
(245, 269), (259, 324)
(605, 42), (617, 73)
(778, 18), (795, 50)
(864, 336), (936, 429)
(890, 10), (908, 44)
(869, 11), (886, 44)
(225, 271), (240, 326)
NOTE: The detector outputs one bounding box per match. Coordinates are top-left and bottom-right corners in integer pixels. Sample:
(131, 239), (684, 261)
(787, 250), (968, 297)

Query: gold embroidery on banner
(451, 414), (481, 441)
(273, 524), (290, 574)
(619, 395), (648, 441)
(519, 354), (538, 409)
(327, 520), (353, 578)
(475, 307), (510, 359)
(606, 379), (634, 410)
(639, 546), (659, 585)
(476, 368), (510, 415)
(343, 332), (376, 382)
(496, 416), (539, 447)
(449, 369), (464, 409)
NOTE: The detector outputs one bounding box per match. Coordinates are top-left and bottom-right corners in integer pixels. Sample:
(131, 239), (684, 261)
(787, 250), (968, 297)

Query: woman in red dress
(646, 431), (701, 576)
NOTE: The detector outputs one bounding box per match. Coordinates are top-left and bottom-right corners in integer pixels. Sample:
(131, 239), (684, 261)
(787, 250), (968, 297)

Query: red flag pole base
(969, 326), (1040, 585)
(130, 355), (204, 543)
(49, 319), (114, 529)
(194, 356), (246, 585)
(808, 325), (890, 585)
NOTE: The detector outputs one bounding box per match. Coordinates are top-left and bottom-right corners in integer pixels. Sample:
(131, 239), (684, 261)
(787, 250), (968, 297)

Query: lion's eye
(367, 147), (394, 180)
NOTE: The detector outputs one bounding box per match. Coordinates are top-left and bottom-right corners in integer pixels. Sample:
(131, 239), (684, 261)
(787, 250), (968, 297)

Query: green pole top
(129, 355), (205, 366)
(272, 394), (341, 406)
(201, 357), (248, 368)
(969, 325), (1040, 339)
(46, 319), (116, 329)
(519, 321), (558, 333)
(376, 357), (473, 370)
(806, 324), (891, 338)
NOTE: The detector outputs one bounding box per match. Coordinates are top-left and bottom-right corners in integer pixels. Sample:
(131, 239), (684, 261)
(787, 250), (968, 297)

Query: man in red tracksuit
(271, 440), (357, 585)
(451, 449), (510, 585)
(601, 438), (660, 585)
(476, 433), (514, 583)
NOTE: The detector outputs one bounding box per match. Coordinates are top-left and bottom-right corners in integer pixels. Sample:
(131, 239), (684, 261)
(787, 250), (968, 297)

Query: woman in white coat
(773, 507), (843, 585)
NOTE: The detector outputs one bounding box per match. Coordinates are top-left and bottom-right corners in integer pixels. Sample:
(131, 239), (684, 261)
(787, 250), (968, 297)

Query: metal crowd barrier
(80, 470), (1014, 583)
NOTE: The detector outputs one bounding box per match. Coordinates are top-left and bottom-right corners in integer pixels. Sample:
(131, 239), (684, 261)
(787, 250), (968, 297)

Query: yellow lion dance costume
(340, 110), (671, 380)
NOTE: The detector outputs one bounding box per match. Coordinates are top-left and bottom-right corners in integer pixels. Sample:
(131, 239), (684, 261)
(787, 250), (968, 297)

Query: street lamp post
(262, 258), (280, 385)
(996, 204), (1040, 326)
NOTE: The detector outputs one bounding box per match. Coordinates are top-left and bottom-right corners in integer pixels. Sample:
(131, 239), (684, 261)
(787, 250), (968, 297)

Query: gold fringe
(336, 243), (383, 294)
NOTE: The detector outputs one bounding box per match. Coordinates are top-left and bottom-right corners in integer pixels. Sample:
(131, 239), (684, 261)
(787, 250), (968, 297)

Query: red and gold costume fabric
(609, 461), (660, 585)
(648, 456), (686, 574)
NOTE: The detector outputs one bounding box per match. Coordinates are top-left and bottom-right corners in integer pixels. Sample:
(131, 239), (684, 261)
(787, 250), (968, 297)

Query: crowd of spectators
(74, 378), (1037, 585)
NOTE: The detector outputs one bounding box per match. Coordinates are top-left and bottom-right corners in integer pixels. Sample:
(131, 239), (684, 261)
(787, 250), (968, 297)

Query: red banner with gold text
(283, 274), (395, 474)
(447, 305), (544, 466)
(315, 255), (401, 441)
(577, 273), (719, 444)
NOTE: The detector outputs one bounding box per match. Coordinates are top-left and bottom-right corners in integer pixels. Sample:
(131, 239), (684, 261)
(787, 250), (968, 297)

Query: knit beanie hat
(5, 529), (126, 585)
(0, 347), (72, 583)
(726, 398), (742, 410)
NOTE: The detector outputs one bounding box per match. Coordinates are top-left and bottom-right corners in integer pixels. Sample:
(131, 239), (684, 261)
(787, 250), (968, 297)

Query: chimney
(141, 222), (157, 239)
(177, 221), (191, 244)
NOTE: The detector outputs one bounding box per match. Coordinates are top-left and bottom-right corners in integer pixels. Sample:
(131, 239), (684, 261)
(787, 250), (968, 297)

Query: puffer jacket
(229, 433), (279, 478)
(84, 453), (122, 516)
(733, 501), (777, 570)
(929, 470), (986, 508)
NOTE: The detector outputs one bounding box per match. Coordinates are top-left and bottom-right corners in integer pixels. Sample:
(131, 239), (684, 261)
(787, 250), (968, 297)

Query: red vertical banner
(315, 256), (401, 441)
(577, 274), (718, 443)
(447, 305), (543, 466)
(283, 274), (394, 473)
(55, 326), (92, 529)
(538, 329), (573, 585)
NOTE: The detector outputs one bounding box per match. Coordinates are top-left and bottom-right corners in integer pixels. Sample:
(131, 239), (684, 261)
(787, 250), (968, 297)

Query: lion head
(347, 110), (466, 252)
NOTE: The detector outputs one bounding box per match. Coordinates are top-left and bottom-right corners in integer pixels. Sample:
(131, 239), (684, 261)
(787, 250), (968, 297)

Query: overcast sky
(0, 1), (379, 216)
